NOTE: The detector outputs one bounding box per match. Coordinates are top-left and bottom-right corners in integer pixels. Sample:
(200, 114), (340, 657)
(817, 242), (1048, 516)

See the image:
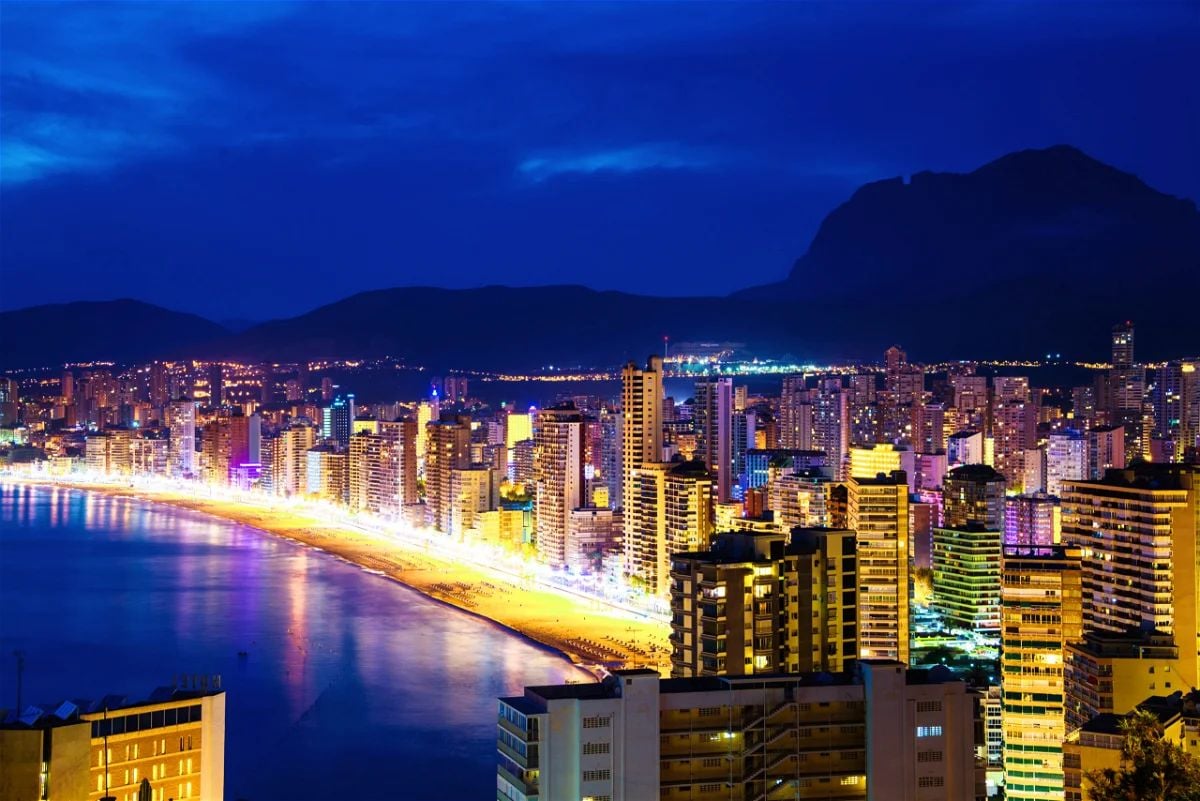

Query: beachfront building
(497, 664), (981, 801)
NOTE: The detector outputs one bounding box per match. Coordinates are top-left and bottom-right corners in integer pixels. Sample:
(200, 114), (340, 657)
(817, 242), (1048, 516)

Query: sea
(0, 482), (587, 800)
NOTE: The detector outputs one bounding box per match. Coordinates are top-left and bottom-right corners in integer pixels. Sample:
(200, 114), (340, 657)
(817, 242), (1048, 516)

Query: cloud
(517, 144), (714, 182)
(0, 3), (291, 183)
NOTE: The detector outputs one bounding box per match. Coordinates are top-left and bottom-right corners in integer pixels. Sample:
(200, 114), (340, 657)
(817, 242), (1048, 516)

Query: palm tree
(1085, 709), (1200, 801)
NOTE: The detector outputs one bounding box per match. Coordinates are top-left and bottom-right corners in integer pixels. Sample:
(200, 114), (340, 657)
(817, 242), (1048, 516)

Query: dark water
(0, 482), (586, 800)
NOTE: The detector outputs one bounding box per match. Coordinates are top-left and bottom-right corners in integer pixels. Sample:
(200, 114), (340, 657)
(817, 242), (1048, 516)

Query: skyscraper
(1000, 545), (1083, 801)
(1085, 425), (1124, 478)
(425, 414), (471, 533)
(621, 356), (663, 516)
(848, 471), (910, 662)
(625, 459), (712, 597)
(1045, 429), (1086, 497)
(692, 376), (732, 502)
(165, 399), (196, 477)
(812, 378), (848, 480)
(1111, 321), (1134, 368)
(325, 394), (355, 449)
(533, 403), (584, 567)
(778, 374), (812, 449)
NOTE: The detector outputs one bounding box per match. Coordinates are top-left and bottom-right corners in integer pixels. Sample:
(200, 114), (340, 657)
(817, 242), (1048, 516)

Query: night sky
(3, 2), (1197, 322)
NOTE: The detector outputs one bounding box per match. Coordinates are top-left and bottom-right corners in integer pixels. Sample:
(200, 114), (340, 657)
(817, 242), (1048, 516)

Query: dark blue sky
(2, 2), (1197, 321)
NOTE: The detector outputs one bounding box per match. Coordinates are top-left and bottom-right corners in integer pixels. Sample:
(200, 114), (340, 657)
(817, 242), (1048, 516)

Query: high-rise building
(812, 378), (849, 480)
(768, 468), (834, 530)
(449, 466), (498, 536)
(425, 415), (472, 533)
(624, 459), (712, 597)
(165, 399), (196, 477)
(932, 523), (1001, 633)
(348, 419), (418, 517)
(943, 464), (1006, 529)
(947, 430), (985, 467)
(565, 507), (620, 573)
(913, 402), (947, 454)
(324, 394), (355, 449)
(621, 356), (663, 514)
(533, 403), (584, 567)
(1046, 429), (1087, 497)
(1004, 493), (1060, 546)
(262, 422), (317, 496)
(1111, 321), (1134, 368)
(199, 413), (260, 485)
(498, 664), (981, 801)
(692, 376), (732, 502)
(305, 445), (349, 502)
(0, 685), (225, 801)
(1084, 425), (1124, 478)
(1150, 360), (1200, 460)
(1064, 630), (1181, 734)
(992, 396), (1037, 492)
(848, 443), (904, 480)
(848, 471), (910, 662)
(778, 375), (812, 450)
(1000, 545), (1083, 801)
(670, 528), (857, 677)
(1060, 463), (1200, 690)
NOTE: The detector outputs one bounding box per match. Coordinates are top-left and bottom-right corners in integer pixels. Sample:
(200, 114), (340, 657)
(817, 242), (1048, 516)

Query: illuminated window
(916, 726), (943, 738)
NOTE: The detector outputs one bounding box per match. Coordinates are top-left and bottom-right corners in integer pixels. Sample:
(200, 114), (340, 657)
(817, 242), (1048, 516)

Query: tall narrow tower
(693, 376), (732, 502)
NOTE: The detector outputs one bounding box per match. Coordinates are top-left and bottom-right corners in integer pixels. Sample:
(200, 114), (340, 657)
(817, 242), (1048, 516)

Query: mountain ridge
(2, 146), (1197, 370)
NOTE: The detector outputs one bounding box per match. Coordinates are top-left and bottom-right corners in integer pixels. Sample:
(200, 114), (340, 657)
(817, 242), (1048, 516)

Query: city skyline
(3, 4), (1199, 800)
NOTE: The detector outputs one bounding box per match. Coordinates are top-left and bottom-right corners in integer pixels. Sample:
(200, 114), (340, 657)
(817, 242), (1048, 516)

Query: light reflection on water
(0, 483), (587, 800)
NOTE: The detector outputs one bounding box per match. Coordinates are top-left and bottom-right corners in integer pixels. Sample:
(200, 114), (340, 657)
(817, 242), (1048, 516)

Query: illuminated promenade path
(6, 472), (672, 676)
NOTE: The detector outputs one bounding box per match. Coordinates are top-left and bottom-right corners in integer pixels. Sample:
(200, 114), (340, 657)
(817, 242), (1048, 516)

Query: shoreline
(7, 478), (671, 678)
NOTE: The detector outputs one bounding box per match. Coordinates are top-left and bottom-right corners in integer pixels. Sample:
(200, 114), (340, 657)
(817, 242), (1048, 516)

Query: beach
(10, 478), (672, 677)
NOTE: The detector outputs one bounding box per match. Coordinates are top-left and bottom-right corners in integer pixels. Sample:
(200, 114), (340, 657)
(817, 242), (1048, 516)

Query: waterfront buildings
(533, 403), (584, 567)
(165, 399), (196, 477)
(624, 459), (714, 597)
(425, 414), (472, 533)
(498, 664), (980, 801)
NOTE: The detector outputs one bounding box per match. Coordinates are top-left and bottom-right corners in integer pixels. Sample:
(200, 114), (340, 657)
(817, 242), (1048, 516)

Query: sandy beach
(11, 478), (672, 677)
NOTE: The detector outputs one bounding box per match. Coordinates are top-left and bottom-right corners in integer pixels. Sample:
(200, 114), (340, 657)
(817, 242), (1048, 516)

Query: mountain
(2, 146), (1197, 370)
(734, 145), (1200, 358)
(208, 286), (820, 370)
(0, 300), (228, 368)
